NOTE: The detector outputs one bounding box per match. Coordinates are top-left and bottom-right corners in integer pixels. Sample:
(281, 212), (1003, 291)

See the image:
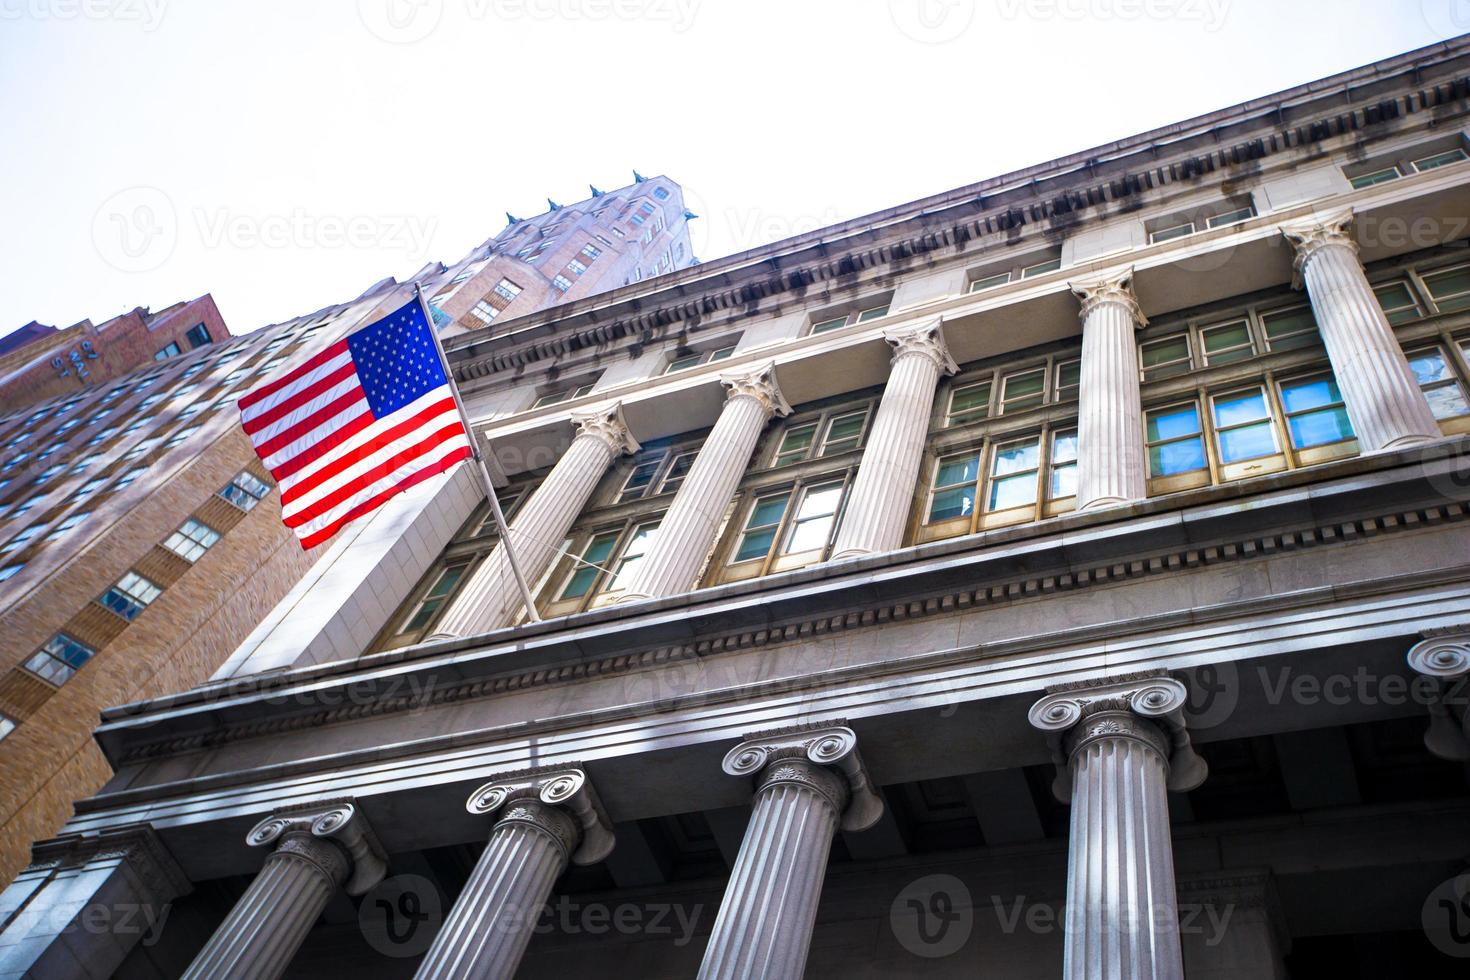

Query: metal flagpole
(415, 285), (543, 623)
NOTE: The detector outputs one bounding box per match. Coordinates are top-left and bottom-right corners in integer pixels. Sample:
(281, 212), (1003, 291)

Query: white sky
(0, 0), (1464, 340)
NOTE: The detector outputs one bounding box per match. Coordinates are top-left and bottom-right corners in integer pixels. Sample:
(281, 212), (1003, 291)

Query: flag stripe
(282, 419), (467, 527)
(239, 339), (350, 412)
(240, 360), (357, 435)
(279, 395), (459, 510)
(264, 404), (375, 478)
(254, 388), (369, 460)
(296, 444), (472, 550)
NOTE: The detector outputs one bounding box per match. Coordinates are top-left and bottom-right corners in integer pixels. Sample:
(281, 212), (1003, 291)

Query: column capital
(466, 765), (616, 865)
(1408, 626), (1470, 761)
(723, 722), (884, 831)
(1280, 208), (1357, 286)
(1029, 673), (1208, 801)
(882, 320), (958, 374)
(571, 400), (640, 455)
(246, 799), (387, 896)
(719, 361), (792, 417)
(1068, 266), (1148, 327)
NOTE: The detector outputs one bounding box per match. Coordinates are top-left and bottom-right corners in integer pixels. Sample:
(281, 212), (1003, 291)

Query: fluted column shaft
(432, 404), (638, 637)
(1285, 215), (1440, 451)
(831, 323), (955, 560)
(413, 800), (575, 980)
(619, 364), (789, 601)
(1073, 270), (1148, 511)
(1063, 713), (1182, 980)
(698, 759), (847, 979)
(181, 833), (346, 980)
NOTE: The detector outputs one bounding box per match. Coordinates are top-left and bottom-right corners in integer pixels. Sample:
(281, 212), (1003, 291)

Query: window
(45, 512), (89, 540)
(559, 531), (621, 599)
(1054, 359), (1080, 401)
(999, 368), (1046, 413)
(1211, 388), (1278, 464)
(86, 427), (117, 447)
(1374, 281), (1421, 324)
(493, 278), (523, 303)
(1205, 206), (1254, 229)
(154, 342), (183, 361)
(23, 634), (95, 685)
(733, 493), (790, 562)
(664, 345), (736, 373)
(264, 335), (292, 353)
(659, 451), (697, 495)
(629, 201), (656, 226)
(73, 454), (101, 471)
(1350, 166), (1401, 189)
(225, 368), (250, 384)
(1411, 148), (1468, 172)
(186, 323), (212, 348)
(12, 495), (44, 515)
(1146, 403), (1207, 477)
(100, 571), (162, 620)
(34, 463), (64, 483)
(783, 482), (844, 554)
(469, 300), (499, 325)
(947, 380), (992, 426)
(1049, 429), (1078, 500)
(987, 437), (1040, 512)
(220, 471), (272, 510)
(77, 478), (106, 497)
(818, 409), (867, 455)
(163, 426), (200, 448)
(398, 561), (470, 634)
(1200, 319), (1255, 365)
(124, 438), (160, 460)
(1259, 305), (1320, 352)
(0, 563), (21, 582)
(604, 521), (659, 593)
(773, 423), (817, 466)
(567, 258), (588, 276)
(551, 274), (574, 292)
(855, 304), (889, 323)
(969, 271), (1012, 292)
(1422, 264), (1470, 313)
(0, 713), (13, 742)
(1149, 222), (1195, 244)
(114, 467), (146, 489)
(1407, 348), (1470, 420)
(928, 453), (980, 522)
(580, 243), (602, 260)
(1021, 258), (1062, 278)
(163, 518), (220, 562)
(1279, 376), (1354, 448)
(532, 383), (596, 408)
(617, 450), (697, 501)
(2, 452), (29, 471)
(1, 526), (41, 553)
(810, 316), (848, 335)
(653, 187), (671, 200)
(808, 303), (890, 335)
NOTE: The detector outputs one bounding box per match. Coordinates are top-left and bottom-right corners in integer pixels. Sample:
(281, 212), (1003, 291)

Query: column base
(1372, 431), (1441, 452)
(828, 546), (873, 562)
(1077, 494), (1138, 512)
(612, 591), (651, 605)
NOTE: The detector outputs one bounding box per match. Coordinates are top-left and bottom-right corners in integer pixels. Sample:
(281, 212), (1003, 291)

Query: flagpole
(415, 285), (543, 623)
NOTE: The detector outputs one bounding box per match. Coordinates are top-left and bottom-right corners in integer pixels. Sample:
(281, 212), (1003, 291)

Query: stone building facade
(0, 175), (697, 894)
(4, 43), (1470, 979)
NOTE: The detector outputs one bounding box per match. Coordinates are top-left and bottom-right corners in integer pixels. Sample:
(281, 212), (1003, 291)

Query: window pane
(1425, 384), (1470, 420)
(855, 305), (889, 323)
(1141, 336), (1191, 378)
(795, 484), (843, 520)
(775, 424), (816, 464)
(1373, 282), (1418, 323)
(1423, 266), (1470, 308)
(1288, 407), (1354, 447)
(989, 473), (1036, 511)
(810, 316), (848, 335)
(1147, 405), (1202, 443)
(928, 486), (975, 522)
(1218, 422), (1276, 462)
(821, 412), (866, 454)
(1001, 370), (1045, 411)
(1055, 359), (1080, 394)
(991, 440), (1039, 477)
(747, 495), (790, 529)
(1213, 390), (1269, 428)
(1408, 350), (1454, 385)
(934, 454), (980, 488)
(970, 272), (1010, 292)
(1202, 321), (1253, 362)
(659, 453), (696, 493)
(949, 382), (991, 423)
(1151, 438), (1207, 476)
(1261, 307), (1319, 350)
(560, 533), (618, 599)
(1051, 430), (1078, 464)
(1280, 377), (1342, 414)
(1051, 462), (1077, 499)
(734, 527), (778, 562)
(619, 460), (661, 500)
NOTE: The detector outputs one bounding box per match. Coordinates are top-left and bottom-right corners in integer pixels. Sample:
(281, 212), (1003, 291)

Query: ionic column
(1072, 268), (1149, 511)
(1029, 676), (1209, 980)
(182, 801), (386, 980)
(830, 321), (957, 560)
(1408, 629), (1470, 761)
(414, 767), (614, 980)
(1282, 210), (1441, 451)
(431, 402), (639, 637)
(698, 724), (883, 980)
(618, 363), (791, 601)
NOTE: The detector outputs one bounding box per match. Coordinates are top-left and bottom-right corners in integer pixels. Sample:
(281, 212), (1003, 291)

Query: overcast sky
(0, 0), (1464, 340)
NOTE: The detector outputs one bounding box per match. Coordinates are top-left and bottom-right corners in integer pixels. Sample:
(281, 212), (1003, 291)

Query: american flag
(238, 298), (472, 549)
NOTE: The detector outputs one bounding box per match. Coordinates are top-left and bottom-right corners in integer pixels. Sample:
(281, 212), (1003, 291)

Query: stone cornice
(90, 442), (1470, 770)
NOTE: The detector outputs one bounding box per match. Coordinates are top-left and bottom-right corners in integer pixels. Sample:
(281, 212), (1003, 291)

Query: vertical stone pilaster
(1030, 675), (1208, 980)
(413, 767), (614, 980)
(618, 363), (790, 602)
(1282, 211), (1441, 451)
(697, 724), (883, 980)
(830, 321), (957, 561)
(1407, 628), (1470, 760)
(1072, 268), (1149, 511)
(431, 402), (639, 637)
(182, 801), (386, 980)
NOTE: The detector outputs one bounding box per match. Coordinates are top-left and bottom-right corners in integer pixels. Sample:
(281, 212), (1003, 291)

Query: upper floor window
(617, 448), (699, 502)
(629, 201), (657, 226)
(0, 712), (13, 742)
(944, 352), (1081, 426)
(23, 633), (95, 685)
(920, 425), (1076, 539)
(545, 519), (661, 613)
(532, 381), (596, 409)
(0, 563), (21, 583)
(1411, 148), (1469, 173)
(567, 258), (588, 277)
(185, 323), (212, 348)
(45, 512), (89, 541)
(580, 243), (602, 261)
(1407, 346), (1470, 421)
(220, 471), (272, 510)
(493, 278), (523, 303)
(1139, 302), (1322, 381)
(969, 271), (1013, 293)
(665, 344), (736, 374)
(771, 405), (872, 466)
(1373, 281), (1422, 324)
(1421, 263), (1470, 313)
(1345, 141), (1469, 189)
(163, 518), (220, 562)
(1146, 201), (1256, 244)
(730, 480), (846, 571)
(808, 302), (890, 335)
(395, 561), (471, 638)
(653, 187), (671, 200)
(1, 525), (41, 554)
(154, 342), (182, 361)
(551, 274), (574, 292)
(100, 571), (162, 620)
(469, 300), (499, 325)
